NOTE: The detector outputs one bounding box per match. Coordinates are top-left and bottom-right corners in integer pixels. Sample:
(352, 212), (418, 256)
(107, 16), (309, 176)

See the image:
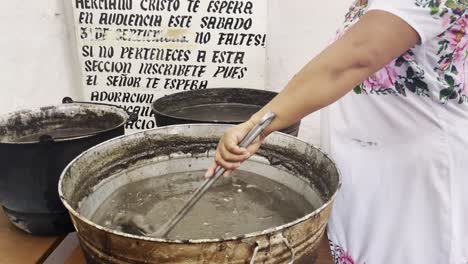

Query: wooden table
(0, 208), (65, 264)
(65, 236), (333, 264)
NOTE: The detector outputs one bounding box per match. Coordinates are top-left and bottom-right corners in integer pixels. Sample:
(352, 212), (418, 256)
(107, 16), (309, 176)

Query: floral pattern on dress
(338, 0), (467, 104)
(434, 13), (467, 103)
(416, 0), (467, 102)
(329, 240), (357, 264)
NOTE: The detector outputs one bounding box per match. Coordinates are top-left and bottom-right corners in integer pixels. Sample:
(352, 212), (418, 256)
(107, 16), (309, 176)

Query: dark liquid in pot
(13, 127), (103, 142)
(91, 170), (317, 240)
(165, 103), (261, 123)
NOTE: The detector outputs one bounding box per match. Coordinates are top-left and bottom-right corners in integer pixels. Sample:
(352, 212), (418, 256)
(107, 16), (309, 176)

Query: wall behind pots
(0, 0), (353, 146)
(0, 0), (81, 113)
(266, 0), (353, 145)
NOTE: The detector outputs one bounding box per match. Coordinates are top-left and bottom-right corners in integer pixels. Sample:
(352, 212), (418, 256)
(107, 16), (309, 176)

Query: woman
(206, 0), (467, 263)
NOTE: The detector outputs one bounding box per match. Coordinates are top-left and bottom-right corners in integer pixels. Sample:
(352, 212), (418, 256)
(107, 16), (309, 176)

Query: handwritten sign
(70, 0), (267, 131)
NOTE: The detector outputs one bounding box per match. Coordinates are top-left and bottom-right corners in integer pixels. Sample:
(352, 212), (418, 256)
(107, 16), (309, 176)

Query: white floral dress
(323, 0), (467, 263)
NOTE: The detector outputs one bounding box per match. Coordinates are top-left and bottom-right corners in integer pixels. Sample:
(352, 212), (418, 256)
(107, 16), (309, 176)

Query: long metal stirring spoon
(151, 112), (276, 238)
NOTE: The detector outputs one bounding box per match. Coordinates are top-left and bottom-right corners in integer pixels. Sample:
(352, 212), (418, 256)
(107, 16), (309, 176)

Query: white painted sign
(70, 0), (267, 131)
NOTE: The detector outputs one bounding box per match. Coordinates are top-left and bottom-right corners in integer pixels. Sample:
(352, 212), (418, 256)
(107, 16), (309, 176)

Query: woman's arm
(252, 10), (420, 133)
(207, 10), (420, 176)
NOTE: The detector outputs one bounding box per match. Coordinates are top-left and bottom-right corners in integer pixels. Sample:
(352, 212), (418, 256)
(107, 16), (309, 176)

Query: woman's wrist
(248, 111), (275, 137)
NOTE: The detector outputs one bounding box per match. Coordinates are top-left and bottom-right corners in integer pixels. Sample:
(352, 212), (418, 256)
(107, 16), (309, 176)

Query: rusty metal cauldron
(59, 124), (341, 263)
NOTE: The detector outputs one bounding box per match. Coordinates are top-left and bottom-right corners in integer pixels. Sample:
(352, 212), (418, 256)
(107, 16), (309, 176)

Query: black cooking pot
(151, 88), (301, 136)
(0, 97), (137, 236)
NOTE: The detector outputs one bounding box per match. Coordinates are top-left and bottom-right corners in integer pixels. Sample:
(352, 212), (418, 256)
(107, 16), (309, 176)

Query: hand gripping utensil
(152, 112), (276, 238)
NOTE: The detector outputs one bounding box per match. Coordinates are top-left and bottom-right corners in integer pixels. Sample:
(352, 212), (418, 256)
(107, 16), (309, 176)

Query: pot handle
(249, 243), (261, 264)
(62, 97), (139, 123)
(249, 233), (295, 264)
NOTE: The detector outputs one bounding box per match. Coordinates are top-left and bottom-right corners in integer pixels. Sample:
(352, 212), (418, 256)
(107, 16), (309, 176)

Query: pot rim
(58, 124), (342, 244)
(151, 88), (278, 124)
(0, 103), (129, 145)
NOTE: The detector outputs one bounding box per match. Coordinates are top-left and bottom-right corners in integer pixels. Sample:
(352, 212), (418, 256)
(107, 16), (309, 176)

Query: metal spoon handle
(154, 112), (276, 238)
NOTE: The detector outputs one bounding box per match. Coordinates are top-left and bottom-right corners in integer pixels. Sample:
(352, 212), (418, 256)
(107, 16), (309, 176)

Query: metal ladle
(150, 111), (276, 238)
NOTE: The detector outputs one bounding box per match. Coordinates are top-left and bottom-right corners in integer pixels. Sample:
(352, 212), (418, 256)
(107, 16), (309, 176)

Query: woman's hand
(205, 120), (267, 178)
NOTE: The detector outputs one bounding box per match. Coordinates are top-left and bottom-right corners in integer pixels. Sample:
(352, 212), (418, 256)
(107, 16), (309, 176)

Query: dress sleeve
(367, 0), (466, 44)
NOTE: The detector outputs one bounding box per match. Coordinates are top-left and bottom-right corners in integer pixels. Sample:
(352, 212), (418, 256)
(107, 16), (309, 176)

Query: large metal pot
(59, 125), (340, 263)
(151, 88), (301, 136)
(0, 99), (134, 235)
